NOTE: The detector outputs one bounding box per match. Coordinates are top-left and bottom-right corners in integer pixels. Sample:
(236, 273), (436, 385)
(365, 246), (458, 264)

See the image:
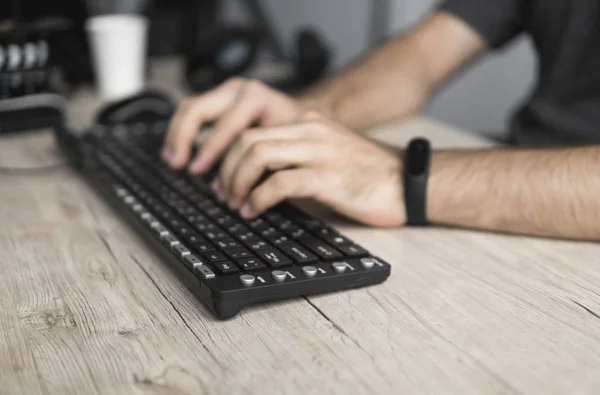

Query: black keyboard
(57, 122), (391, 319)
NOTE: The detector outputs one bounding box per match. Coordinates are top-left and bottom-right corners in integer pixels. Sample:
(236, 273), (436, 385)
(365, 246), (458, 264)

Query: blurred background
(0, 0), (536, 138)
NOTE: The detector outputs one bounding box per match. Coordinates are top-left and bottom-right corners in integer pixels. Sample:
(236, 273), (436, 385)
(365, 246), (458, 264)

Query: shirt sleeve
(437, 0), (526, 49)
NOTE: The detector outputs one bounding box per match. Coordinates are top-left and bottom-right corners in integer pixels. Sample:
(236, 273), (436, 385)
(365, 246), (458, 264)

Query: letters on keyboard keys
(205, 251), (227, 262)
(212, 260), (239, 274)
(238, 232), (260, 243)
(256, 249), (293, 269)
(236, 257), (267, 272)
(278, 242), (318, 264)
(194, 265), (216, 280)
(244, 240), (270, 251)
(336, 244), (369, 258)
(324, 234), (351, 246)
(182, 254), (204, 269)
(171, 243), (191, 258)
(297, 236), (343, 260)
(215, 238), (240, 249)
(183, 234), (215, 252)
(224, 247), (252, 260)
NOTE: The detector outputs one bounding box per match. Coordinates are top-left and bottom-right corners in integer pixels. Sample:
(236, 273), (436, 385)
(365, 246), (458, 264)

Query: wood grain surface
(1, 59), (599, 395)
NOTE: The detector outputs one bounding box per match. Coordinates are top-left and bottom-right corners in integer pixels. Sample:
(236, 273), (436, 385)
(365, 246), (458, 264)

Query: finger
(163, 79), (243, 169)
(300, 110), (323, 121)
(240, 169), (318, 218)
(217, 124), (320, 196)
(189, 80), (287, 174)
(227, 140), (325, 209)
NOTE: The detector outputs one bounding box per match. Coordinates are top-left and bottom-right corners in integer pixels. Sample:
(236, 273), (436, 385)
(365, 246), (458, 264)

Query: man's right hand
(162, 78), (303, 174)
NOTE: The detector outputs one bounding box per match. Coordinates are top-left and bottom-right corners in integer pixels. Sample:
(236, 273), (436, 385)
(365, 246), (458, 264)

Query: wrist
(297, 91), (338, 123)
(426, 151), (458, 225)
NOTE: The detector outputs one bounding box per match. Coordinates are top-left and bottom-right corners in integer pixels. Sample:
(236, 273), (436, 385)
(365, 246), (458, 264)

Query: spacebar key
(297, 236), (343, 260)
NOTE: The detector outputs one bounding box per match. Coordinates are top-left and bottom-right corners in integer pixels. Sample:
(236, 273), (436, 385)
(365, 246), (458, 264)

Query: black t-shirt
(439, 0), (600, 146)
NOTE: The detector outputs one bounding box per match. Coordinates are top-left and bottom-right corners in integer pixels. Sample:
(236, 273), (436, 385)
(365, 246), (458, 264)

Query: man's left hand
(211, 112), (406, 228)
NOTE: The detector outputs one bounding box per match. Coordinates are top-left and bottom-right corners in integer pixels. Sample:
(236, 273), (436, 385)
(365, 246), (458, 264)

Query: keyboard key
(216, 215), (235, 226)
(240, 274), (255, 286)
(212, 260), (239, 274)
(141, 213), (156, 224)
(194, 222), (218, 232)
(238, 232), (260, 243)
(279, 222), (299, 232)
(166, 218), (184, 229)
(360, 257), (376, 269)
(195, 200), (216, 210)
(248, 218), (266, 228)
(182, 254), (204, 269)
(184, 234), (215, 252)
(264, 212), (286, 223)
(205, 251), (227, 263)
(253, 223), (271, 233)
(205, 231), (228, 240)
(186, 214), (204, 224)
(194, 265), (216, 280)
(228, 223), (249, 235)
(224, 247), (253, 260)
(193, 242), (216, 253)
(256, 249), (293, 269)
(271, 235), (290, 245)
(332, 261), (348, 273)
(235, 257), (266, 272)
(272, 270), (287, 282)
(160, 234), (180, 247)
(175, 226), (194, 238)
(337, 244), (369, 258)
(324, 234), (351, 246)
(244, 240), (271, 251)
(151, 224), (170, 237)
(261, 227), (280, 237)
(314, 226), (337, 238)
(184, 207), (200, 216)
(205, 206), (224, 218)
(171, 243), (191, 258)
(297, 236), (343, 260)
(215, 238), (240, 249)
(182, 233), (203, 245)
(278, 242), (318, 264)
(288, 228), (306, 238)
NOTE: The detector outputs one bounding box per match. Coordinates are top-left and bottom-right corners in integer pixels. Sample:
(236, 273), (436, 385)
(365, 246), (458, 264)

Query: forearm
(428, 147), (600, 240)
(298, 37), (431, 131)
(298, 13), (485, 131)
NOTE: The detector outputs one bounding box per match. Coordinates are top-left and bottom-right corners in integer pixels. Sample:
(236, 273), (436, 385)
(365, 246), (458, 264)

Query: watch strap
(403, 138), (431, 226)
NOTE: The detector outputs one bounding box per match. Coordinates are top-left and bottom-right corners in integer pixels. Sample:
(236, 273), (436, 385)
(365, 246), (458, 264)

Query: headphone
(185, 26), (331, 94)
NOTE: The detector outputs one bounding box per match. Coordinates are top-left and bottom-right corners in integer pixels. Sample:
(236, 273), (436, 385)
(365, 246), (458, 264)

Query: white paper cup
(86, 15), (148, 101)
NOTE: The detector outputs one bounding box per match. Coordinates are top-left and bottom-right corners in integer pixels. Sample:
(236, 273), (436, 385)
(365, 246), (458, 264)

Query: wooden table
(1, 62), (600, 395)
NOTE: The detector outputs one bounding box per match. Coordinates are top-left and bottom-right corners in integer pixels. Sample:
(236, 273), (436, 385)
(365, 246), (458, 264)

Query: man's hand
(212, 113), (406, 228)
(162, 78), (303, 174)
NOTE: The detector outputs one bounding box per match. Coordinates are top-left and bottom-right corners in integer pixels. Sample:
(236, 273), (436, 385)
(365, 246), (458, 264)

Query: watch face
(407, 138), (430, 176)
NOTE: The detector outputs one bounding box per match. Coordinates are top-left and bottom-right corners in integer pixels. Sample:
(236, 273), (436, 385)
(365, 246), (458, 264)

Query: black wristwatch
(403, 138), (431, 226)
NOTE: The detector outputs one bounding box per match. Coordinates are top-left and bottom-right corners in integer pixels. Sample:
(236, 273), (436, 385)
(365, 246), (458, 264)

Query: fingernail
(211, 180), (227, 202)
(240, 203), (255, 219)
